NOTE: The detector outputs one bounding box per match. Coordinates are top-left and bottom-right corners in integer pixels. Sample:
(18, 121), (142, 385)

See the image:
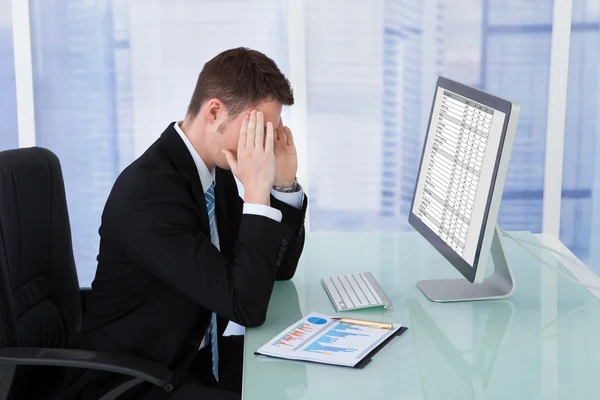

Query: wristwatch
(273, 177), (299, 193)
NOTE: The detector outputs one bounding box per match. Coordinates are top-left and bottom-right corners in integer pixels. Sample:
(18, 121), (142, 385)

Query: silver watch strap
(273, 177), (299, 193)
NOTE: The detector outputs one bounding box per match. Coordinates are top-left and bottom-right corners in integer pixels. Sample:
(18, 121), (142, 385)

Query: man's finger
(284, 126), (295, 146)
(265, 122), (275, 153)
(238, 114), (249, 150)
(247, 111), (256, 151)
(255, 111), (265, 149)
(276, 123), (286, 143)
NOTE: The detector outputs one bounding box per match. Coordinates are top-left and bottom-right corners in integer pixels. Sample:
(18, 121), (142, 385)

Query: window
(305, 0), (554, 234)
(560, 0), (600, 274)
(19, 0), (599, 282)
(0, 0), (18, 150)
(29, 0), (290, 286)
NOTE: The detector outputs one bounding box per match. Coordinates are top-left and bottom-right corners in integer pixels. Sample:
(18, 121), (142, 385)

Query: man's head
(183, 47), (294, 169)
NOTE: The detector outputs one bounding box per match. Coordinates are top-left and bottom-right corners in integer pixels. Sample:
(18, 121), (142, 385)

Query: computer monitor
(409, 77), (520, 302)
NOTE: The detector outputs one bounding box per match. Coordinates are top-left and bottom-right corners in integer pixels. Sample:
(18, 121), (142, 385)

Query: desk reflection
(408, 297), (515, 399)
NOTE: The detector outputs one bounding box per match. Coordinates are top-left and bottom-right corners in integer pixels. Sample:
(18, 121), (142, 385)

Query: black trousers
(167, 335), (243, 400)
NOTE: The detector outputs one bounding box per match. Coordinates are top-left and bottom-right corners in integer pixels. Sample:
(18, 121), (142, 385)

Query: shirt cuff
(243, 203), (283, 223)
(271, 184), (304, 210)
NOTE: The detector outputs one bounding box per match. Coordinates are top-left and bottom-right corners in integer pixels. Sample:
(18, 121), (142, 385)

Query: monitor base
(417, 227), (515, 302)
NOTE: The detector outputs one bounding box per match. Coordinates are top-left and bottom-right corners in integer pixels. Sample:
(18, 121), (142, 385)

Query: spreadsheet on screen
(412, 88), (506, 267)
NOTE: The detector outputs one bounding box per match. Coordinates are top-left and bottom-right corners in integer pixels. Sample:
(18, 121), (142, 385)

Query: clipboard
(353, 326), (408, 369)
(254, 312), (408, 368)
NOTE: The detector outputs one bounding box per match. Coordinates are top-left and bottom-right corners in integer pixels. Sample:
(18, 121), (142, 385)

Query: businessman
(60, 48), (307, 399)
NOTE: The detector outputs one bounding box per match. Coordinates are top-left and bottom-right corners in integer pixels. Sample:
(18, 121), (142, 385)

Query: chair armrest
(0, 347), (171, 387)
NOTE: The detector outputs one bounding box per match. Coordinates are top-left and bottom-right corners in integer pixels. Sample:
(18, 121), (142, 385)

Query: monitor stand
(417, 227), (515, 302)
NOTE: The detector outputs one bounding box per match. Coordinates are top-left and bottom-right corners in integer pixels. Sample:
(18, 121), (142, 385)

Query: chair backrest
(0, 147), (82, 351)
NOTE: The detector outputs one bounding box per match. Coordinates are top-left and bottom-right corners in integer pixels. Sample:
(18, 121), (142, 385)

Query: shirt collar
(174, 121), (215, 193)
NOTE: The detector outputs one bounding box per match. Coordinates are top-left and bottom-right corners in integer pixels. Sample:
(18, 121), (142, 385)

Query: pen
(331, 317), (393, 330)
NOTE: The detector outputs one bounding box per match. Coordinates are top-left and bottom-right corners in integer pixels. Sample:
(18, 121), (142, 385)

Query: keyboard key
(348, 274), (368, 305)
(335, 276), (354, 307)
(324, 279), (344, 309)
(361, 273), (383, 303)
(325, 279), (342, 301)
(356, 275), (378, 304)
(343, 276), (364, 307)
(340, 276), (357, 303)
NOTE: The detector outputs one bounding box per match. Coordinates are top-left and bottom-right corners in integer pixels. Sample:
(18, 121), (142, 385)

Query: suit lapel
(162, 123), (210, 235)
(164, 124), (236, 335)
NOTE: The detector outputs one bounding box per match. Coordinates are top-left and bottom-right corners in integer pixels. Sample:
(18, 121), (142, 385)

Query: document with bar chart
(255, 312), (403, 367)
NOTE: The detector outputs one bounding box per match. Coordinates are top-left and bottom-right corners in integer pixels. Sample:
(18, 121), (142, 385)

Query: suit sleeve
(269, 193), (308, 281)
(117, 181), (293, 328)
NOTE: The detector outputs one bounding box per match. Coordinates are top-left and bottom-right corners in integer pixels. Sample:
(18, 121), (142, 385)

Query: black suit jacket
(66, 123), (306, 397)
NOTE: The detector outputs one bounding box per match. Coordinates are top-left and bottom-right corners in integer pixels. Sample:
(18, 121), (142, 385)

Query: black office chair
(0, 148), (172, 400)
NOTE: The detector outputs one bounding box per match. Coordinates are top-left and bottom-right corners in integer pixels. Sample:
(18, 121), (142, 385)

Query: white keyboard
(321, 272), (392, 312)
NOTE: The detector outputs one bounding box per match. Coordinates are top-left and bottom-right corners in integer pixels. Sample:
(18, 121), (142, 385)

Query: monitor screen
(411, 86), (506, 267)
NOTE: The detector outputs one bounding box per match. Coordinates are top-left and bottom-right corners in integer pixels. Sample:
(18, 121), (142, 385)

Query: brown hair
(186, 47), (294, 119)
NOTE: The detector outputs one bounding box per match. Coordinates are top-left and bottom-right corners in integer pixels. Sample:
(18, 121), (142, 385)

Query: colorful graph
(273, 323), (314, 347)
(303, 323), (369, 355)
(308, 317), (327, 324)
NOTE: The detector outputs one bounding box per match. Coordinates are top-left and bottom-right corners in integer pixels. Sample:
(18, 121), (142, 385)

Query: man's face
(213, 99), (283, 170)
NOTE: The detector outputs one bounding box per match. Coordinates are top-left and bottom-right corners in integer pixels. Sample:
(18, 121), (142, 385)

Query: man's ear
(204, 98), (223, 124)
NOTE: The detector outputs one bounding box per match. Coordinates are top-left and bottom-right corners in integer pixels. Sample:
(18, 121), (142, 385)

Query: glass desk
(242, 232), (600, 400)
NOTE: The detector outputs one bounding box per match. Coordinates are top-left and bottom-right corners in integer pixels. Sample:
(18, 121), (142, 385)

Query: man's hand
(274, 119), (298, 188)
(222, 110), (276, 206)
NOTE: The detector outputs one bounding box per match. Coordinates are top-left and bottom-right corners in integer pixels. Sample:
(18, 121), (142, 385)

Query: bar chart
(303, 323), (371, 355)
(274, 323), (315, 347)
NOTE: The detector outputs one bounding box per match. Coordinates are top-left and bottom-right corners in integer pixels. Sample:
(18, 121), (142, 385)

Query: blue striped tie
(204, 181), (219, 382)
